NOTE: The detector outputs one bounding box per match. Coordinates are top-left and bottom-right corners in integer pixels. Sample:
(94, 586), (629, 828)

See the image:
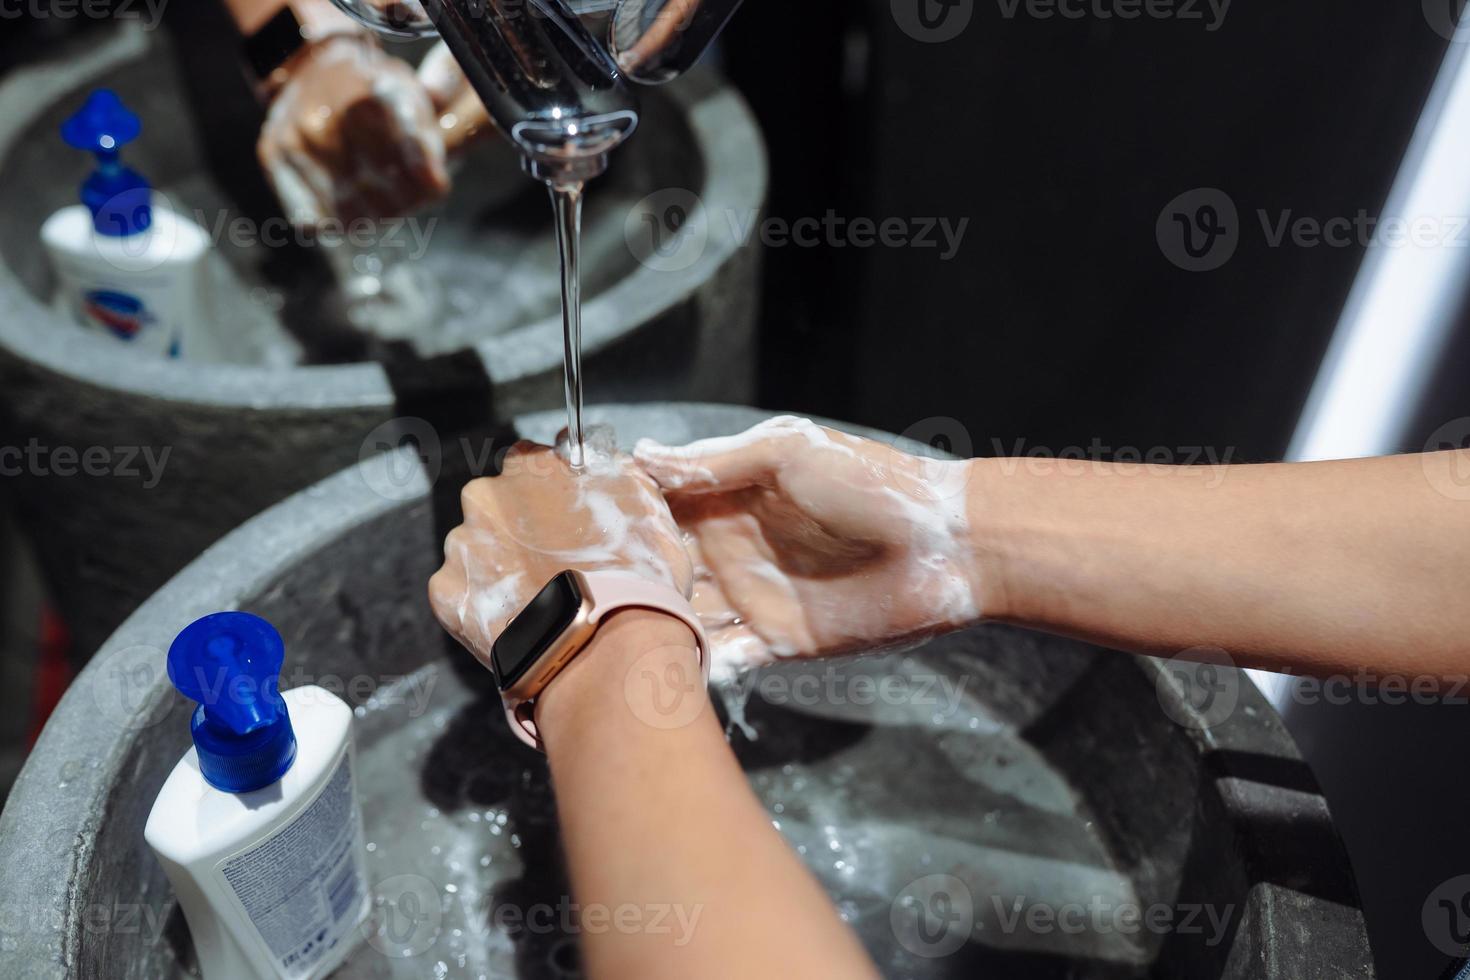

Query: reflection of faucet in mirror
(327, 0), (745, 185)
(328, 0), (748, 465)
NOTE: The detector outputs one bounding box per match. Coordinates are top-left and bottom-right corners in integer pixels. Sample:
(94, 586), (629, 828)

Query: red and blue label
(83, 289), (152, 340)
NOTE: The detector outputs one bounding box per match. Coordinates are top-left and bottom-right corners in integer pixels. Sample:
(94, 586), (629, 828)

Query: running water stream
(550, 182), (587, 468)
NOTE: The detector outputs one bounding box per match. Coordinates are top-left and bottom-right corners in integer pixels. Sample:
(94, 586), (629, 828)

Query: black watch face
(491, 572), (583, 690)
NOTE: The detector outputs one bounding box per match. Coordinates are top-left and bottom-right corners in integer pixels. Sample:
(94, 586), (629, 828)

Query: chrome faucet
(328, 0), (744, 185)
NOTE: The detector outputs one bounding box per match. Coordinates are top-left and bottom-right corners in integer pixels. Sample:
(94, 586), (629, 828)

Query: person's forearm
(970, 451), (1470, 680)
(536, 610), (877, 980)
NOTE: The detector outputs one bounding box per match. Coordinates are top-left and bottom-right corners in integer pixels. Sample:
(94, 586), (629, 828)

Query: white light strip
(1288, 27), (1470, 463)
(1254, 25), (1470, 709)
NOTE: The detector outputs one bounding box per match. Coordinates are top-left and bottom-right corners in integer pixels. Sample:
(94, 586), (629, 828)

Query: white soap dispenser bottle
(144, 612), (369, 980)
(41, 89), (213, 359)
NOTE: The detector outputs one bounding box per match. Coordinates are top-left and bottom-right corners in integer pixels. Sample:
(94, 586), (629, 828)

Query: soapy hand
(428, 438), (694, 669)
(416, 41), (494, 156)
(635, 417), (984, 676)
(258, 34), (450, 226)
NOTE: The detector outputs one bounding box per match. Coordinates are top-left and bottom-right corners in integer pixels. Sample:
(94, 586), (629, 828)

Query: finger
(707, 623), (772, 680)
(440, 88), (493, 157)
(264, 150), (326, 227)
(417, 40), (466, 111)
(282, 146), (340, 226)
(428, 563), (469, 631)
(634, 421), (797, 493)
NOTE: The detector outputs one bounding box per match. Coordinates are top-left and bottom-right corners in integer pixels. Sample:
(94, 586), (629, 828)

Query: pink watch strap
(503, 570), (711, 749)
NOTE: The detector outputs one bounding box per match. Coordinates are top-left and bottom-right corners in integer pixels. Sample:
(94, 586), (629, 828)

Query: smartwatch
(491, 569), (711, 749)
(243, 3), (369, 95)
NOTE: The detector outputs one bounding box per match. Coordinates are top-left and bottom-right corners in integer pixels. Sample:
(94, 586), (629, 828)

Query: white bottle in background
(41, 89), (212, 359)
(145, 612), (370, 980)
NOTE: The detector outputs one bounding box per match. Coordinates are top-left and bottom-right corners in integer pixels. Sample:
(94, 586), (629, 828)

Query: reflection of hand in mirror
(258, 34), (449, 225)
(417, 41), (495, 157)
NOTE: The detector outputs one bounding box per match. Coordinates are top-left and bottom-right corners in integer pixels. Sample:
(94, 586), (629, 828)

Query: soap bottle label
(215, 754), (368, 978)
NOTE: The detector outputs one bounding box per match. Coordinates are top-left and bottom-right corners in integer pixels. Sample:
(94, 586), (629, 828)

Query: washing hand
(258, 34), (450, 226)
(417, 41), (494, 157)
(634, 417), (986, 676)
(428, 440), (694, 669)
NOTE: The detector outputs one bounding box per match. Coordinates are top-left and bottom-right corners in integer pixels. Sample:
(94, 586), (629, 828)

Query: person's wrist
(964, 457), (1023, 624)
(534, 608), (705, 753)
(253, 2), (372, 98)
(288, 0), (368, 40)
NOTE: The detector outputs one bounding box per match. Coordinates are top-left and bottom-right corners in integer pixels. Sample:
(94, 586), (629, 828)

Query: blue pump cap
(167, 612), (298, 793)
(60, 90), (152, 237)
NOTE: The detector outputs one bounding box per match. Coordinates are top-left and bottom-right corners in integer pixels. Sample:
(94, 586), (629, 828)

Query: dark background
(725, 1), (1458, 463)
(4, 2), (1470, 976)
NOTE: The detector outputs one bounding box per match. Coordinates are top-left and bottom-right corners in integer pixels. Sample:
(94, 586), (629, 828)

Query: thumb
(635, 417), (815, 493)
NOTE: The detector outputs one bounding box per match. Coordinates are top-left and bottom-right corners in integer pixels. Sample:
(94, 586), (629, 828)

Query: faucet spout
(419, 0), (640, 184)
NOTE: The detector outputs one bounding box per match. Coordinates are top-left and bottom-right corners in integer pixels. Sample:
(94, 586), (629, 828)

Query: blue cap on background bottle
(167, 612), (298, 793)
(60, 89), (152, 238)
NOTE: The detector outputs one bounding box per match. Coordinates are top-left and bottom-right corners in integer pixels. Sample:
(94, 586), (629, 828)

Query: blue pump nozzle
(60, 90), (152, 237)
(168, 612), (298, 793)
